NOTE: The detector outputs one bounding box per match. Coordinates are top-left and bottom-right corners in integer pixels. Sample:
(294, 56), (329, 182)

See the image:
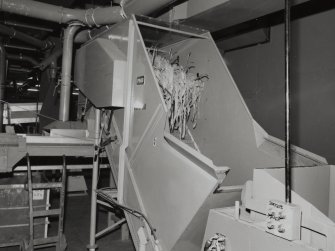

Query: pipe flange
(91, 7), (100, 27)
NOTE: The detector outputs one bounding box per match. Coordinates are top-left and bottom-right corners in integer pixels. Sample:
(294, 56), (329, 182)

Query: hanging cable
(96, 187), (157, 240)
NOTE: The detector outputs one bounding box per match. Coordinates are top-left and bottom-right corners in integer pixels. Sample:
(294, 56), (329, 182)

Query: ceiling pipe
(123, 0), (175, 16)
(74, 26), (112, 43)
(74, 29), (93, 44)
(59, 24), (81, 122)
(0, 23), (53, 50)
(0, 0), (124, 27)
(0, 43), (5, 132)
(4, 20), (53, 32)
(6, 53), (39, 66)
(8, 66), (32, 73)
(4, 43), (37, 52)
(38, 49), (62, 71)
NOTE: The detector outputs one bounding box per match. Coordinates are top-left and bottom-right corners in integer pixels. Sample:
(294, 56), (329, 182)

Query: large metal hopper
(74, 16), (327, 251)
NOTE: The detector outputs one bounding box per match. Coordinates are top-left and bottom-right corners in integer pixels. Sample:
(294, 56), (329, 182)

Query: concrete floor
(60, 194), (135, 251)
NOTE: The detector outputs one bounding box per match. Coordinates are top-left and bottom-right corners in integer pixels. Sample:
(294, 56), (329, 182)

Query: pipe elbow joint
(43, 40), (55, 50)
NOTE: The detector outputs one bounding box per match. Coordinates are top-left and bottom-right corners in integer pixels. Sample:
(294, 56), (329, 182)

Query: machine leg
(26, 153), (34, 251)
(87, 109), (101, 251)
(108, 168), (117, 227)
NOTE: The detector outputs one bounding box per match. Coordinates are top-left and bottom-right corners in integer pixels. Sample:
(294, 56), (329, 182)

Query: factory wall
(224, 9), (335, 163)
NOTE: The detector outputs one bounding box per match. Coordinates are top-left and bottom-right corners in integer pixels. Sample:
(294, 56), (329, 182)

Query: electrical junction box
(266, 199), (301, 241)
(75, 38), (126, 108)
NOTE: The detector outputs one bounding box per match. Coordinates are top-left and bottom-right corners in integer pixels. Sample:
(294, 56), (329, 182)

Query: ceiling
(1, 0), (335, 103)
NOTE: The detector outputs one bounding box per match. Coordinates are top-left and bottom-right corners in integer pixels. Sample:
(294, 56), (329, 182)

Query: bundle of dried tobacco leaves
(150, 52), (208, 139)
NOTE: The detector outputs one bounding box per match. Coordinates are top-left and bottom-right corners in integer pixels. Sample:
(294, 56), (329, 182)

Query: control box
(265, 200), (301, 240)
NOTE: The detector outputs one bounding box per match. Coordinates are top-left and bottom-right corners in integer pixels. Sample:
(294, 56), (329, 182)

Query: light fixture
(27, 88), (39, 92)
(35, 84), (40, 87)
(72, 92), (79, 96)
(16, 82), (24, 86)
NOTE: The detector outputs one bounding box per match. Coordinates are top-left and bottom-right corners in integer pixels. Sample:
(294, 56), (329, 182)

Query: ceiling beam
(213, 0), (335, 41)
(149, 0), (188, 18)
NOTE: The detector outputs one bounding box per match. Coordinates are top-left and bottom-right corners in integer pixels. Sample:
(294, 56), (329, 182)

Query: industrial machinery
(74, 15), (333, 251)
(202, 165), (335, 251)
(0, 0), (332, 250)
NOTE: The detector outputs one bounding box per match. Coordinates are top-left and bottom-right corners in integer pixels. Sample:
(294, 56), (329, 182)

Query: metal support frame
(95, 219), (126, 239)
(26, 153), (34, 251)
(285, 0), (292, 204)
(58, 156), (67, 249)
(25, 153), (67, 251)
(88, 108), (101, 251)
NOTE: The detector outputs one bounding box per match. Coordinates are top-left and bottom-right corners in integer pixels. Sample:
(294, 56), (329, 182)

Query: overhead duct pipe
(0, 43), (5, 132)
(4, 43), (37, 52)
(8, 66), (32, 73)
(6, 53), (39, 66)
(74, 29), (94, 44)
(38, 49), (62, 71)
(59, 24), (81, 122)
(0, 23), (53, 50)
(0, 0), (124, 26)
(74, 26), (111, 43)
(4, 20), (53, 32)
(123, 0), (177, 16)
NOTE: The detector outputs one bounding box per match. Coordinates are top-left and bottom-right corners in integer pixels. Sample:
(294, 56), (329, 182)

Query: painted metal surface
(75, 16), (328, 251)
(3, 102), (42, 125)
(182, 0), (310, 32)
(0, 132), (94, 172)
(202, 208), (316, 251)
(242, 166), (335, 251)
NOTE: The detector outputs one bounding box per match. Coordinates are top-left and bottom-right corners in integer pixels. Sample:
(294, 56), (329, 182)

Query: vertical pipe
(88, 108), (101, 251)
(26, 153), (34, 249)
(0, 42), (5, 132)
(59, 25), (80, 121)
(59, 155), (67, 241)
(285, 0), (292, 204)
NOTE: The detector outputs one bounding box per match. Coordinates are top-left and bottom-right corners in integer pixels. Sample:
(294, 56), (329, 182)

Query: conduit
(74, 26), (110, 44)
(59, 24), (81, 121)
(0, 23), (53, 50)
(4, 20), (53, 32)
(4, 43), (37, 52)
(0, 0), (124, 26)
(6, 53), (39, 66)
(8, 66), (31, 73)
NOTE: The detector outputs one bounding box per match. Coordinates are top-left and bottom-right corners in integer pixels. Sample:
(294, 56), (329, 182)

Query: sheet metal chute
(74, 16), (327, 251)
